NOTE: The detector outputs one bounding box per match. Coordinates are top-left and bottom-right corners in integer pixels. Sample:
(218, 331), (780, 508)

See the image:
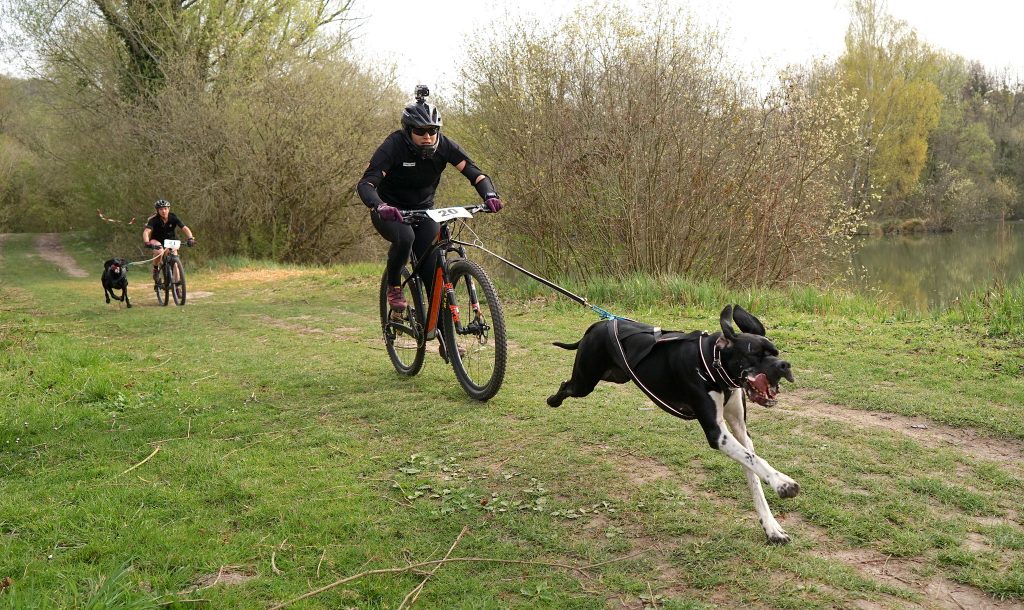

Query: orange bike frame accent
(421, 227), (462, 337)
(426, 266), (445, 336)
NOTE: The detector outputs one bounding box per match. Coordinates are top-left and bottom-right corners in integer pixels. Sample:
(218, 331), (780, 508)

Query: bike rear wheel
(155, 263), (170, 306)
(380, 267), (426, 376)
(170, 258), (187, 305)
(442, 259), (507, 401)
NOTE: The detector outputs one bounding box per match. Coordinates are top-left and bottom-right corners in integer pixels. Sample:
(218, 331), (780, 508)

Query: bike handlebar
(400, 204), (488, 224)
(146, 242), (194, 250)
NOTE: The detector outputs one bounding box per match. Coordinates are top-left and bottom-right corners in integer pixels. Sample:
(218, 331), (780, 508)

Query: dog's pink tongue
(751, 373), (770, 396)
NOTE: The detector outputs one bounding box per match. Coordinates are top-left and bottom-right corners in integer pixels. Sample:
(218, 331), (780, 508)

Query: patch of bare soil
(188, 290), (214, 300)
(217, 269), (311, 283)
(34, 234), (88, 278)
(249, 314), (360, 340)
(188, 566), (256, 590)
(828, 548), (1016, 610)
(577, 442), (676, 487)
(780, 390), (1024, 477)
(779, 514), (1016, 610)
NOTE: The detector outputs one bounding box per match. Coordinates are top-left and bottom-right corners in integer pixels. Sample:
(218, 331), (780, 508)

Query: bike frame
(157, 249), (181, 280)
(396, 204), (494, 342)
(402, 222), (469, 341)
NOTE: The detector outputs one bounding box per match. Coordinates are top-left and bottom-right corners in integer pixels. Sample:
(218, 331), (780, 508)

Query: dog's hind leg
(123, 288), (131, 308)
(547, 372), (607, 407)
(547, 346), (622, 408)
(723, 396), (791, 544)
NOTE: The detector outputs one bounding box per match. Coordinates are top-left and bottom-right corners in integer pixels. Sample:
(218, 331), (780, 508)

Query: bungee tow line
(124, 253), (160, 267)
(452, 238), (633, 322)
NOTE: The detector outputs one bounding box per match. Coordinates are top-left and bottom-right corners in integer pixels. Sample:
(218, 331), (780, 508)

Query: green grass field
(2, 233), (1023, 609)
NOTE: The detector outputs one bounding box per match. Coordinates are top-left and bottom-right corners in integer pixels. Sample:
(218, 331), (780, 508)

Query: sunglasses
(411, 126), (439, 136)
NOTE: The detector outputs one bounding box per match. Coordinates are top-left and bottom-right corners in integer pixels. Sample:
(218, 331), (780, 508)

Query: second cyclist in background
(143, 199), (195, 284)
(357, 85), (503, 318)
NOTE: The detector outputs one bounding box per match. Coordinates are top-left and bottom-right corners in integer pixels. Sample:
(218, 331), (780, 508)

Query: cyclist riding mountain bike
(357, 85), (503, 316)
(142, 199), (195, 283)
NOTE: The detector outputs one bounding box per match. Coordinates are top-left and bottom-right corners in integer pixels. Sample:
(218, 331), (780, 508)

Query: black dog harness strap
(611, 318), (697, 420)
(698, 334), (743, 391)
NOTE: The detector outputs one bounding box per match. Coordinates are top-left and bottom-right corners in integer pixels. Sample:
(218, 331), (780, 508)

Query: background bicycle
(148, 238), (191, 306)
(379, 204), (507, 401)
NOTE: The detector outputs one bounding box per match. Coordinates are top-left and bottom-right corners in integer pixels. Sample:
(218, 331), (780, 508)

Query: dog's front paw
(546, 395), (562, 408)
(775, 479), (800, 499)
(126, 302), (132, 308)
(766, 529), (791, 545)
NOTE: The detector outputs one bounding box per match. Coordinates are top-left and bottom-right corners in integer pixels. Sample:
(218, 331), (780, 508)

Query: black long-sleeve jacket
(357, 131), (494, 210)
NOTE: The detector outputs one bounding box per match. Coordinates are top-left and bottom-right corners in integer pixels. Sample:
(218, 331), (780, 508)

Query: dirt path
(782, 513), (1021, 610)
(582, 389), (1024, 608)
(34, 234), (88, 278)
(780, 390), (1024, 477)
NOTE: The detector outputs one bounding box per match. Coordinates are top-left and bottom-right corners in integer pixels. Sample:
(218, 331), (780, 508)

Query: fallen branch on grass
(269, 535), (650, 610)
(117, 445), (160, 477)
(397, 526), (468, 610)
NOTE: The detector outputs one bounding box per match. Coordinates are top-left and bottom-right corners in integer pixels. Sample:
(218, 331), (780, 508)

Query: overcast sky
(350, 0), (1024, 96)
(3, 0), (1021, 90)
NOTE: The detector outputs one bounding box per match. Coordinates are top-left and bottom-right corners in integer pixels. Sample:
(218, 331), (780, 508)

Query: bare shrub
(41, 55), (399, 262)
(135, 59), (398, 262)
(454, 5), (861, 287)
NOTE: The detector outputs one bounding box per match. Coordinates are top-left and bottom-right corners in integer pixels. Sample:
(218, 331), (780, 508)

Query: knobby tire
(156, 262), (170, 306)
(170, 258), (187, 306)
(442, 259), (507, 401)
(380, 267), (426, 376)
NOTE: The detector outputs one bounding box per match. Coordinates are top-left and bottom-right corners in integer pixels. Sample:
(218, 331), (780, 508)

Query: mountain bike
(380, 204), (507, 401)
(150, 239), (190, 306)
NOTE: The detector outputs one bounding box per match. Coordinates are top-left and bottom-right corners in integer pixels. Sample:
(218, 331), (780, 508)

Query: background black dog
(102, 258), (131, 308)
(547, 305), (798, 544)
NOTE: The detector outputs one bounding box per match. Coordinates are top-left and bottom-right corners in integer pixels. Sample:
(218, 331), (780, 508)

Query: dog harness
(697, 334), (743, 391)
(609, 319), (701, 419)
(609, 319), (743, 420)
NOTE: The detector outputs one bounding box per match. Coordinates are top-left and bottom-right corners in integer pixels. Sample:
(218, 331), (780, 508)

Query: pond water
(842, 220), (1024, 311)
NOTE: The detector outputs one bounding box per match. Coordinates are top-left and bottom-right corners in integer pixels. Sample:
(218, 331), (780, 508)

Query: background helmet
(154, 199), (171, 209)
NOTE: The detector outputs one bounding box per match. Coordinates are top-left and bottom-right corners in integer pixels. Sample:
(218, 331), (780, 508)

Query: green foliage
(838, 0), (943, 210)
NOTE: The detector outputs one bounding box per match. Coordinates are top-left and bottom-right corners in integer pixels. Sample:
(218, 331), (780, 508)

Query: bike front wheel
(170, 258), (187, 305)
(442, 259), (507, 401)
(380, 267), (426, 376)
(155, 263), (170, 306)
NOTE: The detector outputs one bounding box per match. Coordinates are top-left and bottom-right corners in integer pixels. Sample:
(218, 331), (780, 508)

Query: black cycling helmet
(400, 85), (442, 159)
(154, 199), (170, 209)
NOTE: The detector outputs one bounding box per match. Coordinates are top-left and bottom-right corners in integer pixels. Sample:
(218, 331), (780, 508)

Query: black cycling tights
(371, 208), (440, 296)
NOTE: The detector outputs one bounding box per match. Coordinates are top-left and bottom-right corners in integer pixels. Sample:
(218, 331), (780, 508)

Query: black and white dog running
(547, 305), (799, 544)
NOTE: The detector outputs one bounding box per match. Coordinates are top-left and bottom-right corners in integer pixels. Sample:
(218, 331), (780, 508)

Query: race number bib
(163, 239), (181, 249)
(426, 207), (473, 222)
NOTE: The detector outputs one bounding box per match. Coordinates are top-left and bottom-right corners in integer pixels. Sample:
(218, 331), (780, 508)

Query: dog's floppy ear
(718, 304), (736, 347)
(732, 305), (766, 337)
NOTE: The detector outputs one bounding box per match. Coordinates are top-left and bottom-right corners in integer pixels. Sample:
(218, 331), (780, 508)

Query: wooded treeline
(1, 0), (1021, 284)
